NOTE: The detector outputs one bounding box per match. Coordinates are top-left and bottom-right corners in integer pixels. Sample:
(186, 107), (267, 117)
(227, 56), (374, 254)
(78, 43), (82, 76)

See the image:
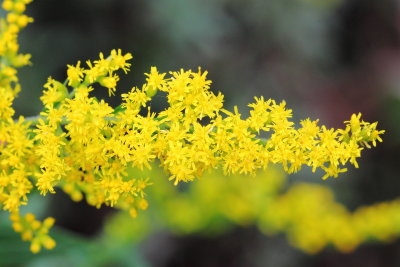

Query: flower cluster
(106, 167), (400, 255)
(10, 212), (55, 253)
(35, 54), (383, 213)
(0, 0), (384, 253)
(260, 182), (400, 253)
(0, 0), (56, 253)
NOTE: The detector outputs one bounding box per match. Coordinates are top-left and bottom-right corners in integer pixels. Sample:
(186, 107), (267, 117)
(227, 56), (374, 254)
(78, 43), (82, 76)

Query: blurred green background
(1, 0), (399, 266)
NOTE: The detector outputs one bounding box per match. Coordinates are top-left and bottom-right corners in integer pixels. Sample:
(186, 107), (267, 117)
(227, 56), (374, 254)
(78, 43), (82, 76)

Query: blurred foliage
(102, 165), (400, 256)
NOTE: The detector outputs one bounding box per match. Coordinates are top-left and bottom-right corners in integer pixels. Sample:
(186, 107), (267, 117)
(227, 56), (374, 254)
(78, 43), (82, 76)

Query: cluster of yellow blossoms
(261, 182), (400, 253)
(10, 212), (55, 253)
(0, 0), (56, 253)
(107, 167), (400, 255)
(0, 0), (384, 253)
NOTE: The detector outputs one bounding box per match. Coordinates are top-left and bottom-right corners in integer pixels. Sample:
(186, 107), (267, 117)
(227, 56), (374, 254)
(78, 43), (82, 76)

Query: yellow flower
(98, 73), (120, 96)
(109, 48), (132, 73)
(67, 61), (84, 87)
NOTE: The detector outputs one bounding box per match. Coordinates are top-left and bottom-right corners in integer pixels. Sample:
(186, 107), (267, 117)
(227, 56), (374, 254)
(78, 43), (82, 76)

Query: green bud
(146, 85), (158, 98)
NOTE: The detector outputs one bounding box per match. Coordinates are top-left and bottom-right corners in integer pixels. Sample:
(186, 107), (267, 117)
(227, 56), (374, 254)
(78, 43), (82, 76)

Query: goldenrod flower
(0, 0), (384, 253)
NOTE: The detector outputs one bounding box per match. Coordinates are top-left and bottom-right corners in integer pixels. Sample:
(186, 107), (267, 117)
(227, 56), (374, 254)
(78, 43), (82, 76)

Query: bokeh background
(1, 0), (400, 266)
